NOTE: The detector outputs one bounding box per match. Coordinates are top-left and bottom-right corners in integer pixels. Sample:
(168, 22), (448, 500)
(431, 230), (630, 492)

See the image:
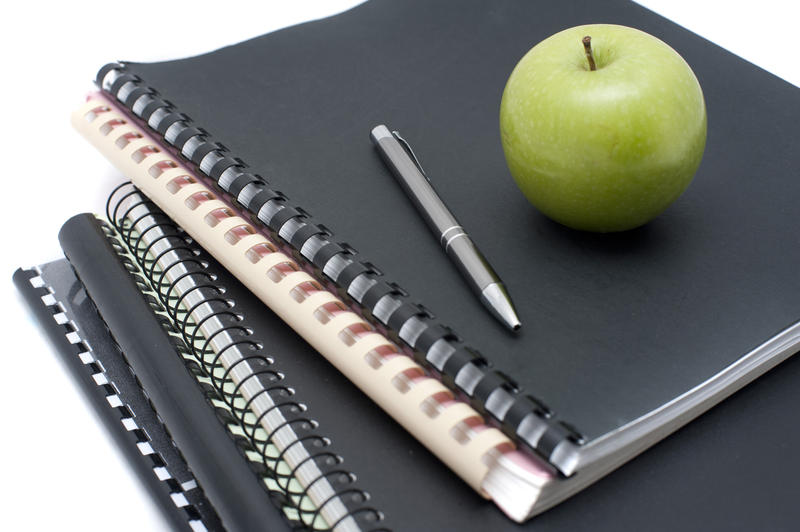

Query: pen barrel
(371, 126), (500, 293)
(444, 229), (500, 292)
(372, 133), (461, 236)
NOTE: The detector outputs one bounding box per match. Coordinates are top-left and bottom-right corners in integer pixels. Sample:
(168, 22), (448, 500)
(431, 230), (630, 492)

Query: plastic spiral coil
(104, 183), (386, 532)
(96, 62), (583, 472)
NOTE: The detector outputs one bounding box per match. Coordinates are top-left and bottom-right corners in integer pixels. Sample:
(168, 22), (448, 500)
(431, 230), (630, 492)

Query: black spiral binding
(96, 63), (584, 473)
(105, 182), (387, 531)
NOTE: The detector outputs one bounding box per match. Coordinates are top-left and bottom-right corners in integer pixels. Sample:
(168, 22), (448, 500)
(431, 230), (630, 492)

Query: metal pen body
(370, 125), (521, 330)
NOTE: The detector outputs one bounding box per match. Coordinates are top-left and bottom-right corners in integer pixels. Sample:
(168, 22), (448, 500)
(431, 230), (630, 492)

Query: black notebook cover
(112, 0), (800, 450)
(56, 214), (289, 531)
(13, 262), (223, 531)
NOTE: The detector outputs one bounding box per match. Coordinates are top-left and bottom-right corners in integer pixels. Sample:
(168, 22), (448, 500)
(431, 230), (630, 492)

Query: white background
(1, 1), (797, 530)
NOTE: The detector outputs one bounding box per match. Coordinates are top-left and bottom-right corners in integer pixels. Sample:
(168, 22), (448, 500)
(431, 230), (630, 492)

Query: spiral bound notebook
(54, 214), (376, 531)
(83, 0), (800, 485)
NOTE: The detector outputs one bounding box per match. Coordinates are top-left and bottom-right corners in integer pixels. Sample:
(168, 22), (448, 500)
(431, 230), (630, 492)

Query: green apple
(499, 24), (706, 232)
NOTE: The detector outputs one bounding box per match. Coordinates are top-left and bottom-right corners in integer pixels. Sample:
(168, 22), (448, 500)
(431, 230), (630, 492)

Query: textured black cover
(13, 263), (223, 531)
(118, 0), (800, 442)
(56, 214), (287, 532)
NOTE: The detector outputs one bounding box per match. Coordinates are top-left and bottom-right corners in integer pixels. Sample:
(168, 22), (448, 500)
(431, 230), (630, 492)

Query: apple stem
(582, 36), (597, 71)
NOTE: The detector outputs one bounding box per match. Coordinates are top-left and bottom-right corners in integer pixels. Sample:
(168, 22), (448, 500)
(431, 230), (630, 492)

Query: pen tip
(504, 314), (522, 332)
(481, 283), (522, 332)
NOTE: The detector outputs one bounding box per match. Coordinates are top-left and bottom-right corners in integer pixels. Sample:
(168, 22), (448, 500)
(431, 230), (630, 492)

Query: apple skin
(500, 24), (706, 232)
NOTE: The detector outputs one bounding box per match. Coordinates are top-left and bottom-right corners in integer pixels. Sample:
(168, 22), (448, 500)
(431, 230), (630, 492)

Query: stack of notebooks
(15, 1), (800, 530)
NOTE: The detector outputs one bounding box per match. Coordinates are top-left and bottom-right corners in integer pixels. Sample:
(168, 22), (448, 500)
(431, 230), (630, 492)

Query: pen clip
(392, 130), (430, 181)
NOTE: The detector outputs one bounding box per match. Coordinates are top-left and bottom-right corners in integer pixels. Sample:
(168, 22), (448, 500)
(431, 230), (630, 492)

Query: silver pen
(370, 124), (521, 331)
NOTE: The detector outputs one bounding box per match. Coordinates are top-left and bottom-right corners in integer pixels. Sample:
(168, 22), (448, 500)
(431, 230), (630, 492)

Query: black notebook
(94, 0), (800, 478)
(14, 260), (225, 532)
